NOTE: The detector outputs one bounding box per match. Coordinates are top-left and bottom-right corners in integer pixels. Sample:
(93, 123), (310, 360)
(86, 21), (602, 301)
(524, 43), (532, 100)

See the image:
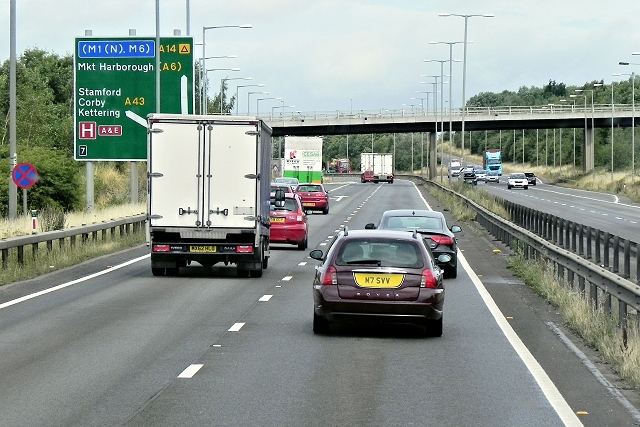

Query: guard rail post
(595, 230), (601, 265)
(623, 240), (631, 279)
(603, 231), (610, 268)
(578, 224), (585, 256)
(612, 235), (620, 274)
(586, 226), (592, 259)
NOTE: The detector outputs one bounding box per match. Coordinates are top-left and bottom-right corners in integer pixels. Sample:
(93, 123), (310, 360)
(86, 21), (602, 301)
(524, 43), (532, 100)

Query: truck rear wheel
(250, 267), (263, 278)
(151, 267), (165, 276)
(237, 268), (249, 278)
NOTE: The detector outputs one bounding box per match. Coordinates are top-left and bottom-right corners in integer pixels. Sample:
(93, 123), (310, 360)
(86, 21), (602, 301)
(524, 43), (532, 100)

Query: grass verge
(425, 178), (640, 390)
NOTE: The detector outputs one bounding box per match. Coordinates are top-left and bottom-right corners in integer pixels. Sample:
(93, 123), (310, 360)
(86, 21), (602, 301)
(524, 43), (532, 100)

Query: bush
(38, 205), (67, 231)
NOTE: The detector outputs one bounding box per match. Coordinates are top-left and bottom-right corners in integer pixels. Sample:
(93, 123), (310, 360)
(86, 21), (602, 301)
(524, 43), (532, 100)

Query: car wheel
(507, 185), (512, 189)
(425, 317), (443, 337)
(313, 313), (330, 334)
(298, 236), (308, 250)
(533, 181), (536, 186)
(445, 265), (457, 279)
(250, 267), (263, 278)
(524, 185), (528, 190)
(390, 180), (394, 184)
(323, 208), (329, 215)
(151, 267), (165, 276)
(237, 268), (250, 278)
(262, 256), (269, 269)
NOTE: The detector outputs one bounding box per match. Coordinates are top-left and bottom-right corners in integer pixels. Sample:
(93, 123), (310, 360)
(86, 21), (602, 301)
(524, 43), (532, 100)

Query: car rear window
(336, 239), (424, 268)
(297, 185), (322, 192)
(270, 198), (299, 212)
(385, 216), (442, 231)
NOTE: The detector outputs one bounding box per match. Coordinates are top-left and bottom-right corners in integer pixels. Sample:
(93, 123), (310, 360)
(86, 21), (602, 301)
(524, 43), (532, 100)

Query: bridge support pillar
(428, 132), (436, 180)
(583, 127), (594, 172)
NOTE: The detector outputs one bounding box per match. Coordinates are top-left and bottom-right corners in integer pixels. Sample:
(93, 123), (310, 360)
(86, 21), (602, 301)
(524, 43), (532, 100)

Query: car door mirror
(364, 223), (377, 229)
(309, 249), (324, 260)
(450, 225), (462, 233)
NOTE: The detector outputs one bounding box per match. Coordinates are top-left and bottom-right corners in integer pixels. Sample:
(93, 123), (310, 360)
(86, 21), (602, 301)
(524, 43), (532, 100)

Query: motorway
(0, 179), (639, 426)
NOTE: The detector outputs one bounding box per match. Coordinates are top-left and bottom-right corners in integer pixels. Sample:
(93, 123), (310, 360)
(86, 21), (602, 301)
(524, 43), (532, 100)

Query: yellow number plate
(354, 273), (404, 288)
(302, 202), (315, 207)
(190, 245), (217, 253)
(270, 217), (285, 223)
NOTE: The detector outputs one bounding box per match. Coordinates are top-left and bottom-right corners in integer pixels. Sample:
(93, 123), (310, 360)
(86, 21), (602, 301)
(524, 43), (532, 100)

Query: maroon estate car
(310, 228), (445, 336)
(270, 193), (308, 250)
(294, 183), (329, 215)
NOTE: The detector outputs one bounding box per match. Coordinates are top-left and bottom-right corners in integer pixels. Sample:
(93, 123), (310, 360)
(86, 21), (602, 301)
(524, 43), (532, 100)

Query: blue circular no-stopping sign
(12, 163), (38, 189)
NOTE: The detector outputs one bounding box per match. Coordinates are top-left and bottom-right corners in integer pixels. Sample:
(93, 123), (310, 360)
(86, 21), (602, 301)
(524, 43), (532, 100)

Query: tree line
(1, 49), (637, 216)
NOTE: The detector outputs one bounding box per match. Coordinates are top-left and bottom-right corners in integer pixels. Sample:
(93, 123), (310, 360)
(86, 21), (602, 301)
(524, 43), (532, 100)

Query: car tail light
(296, 215), (304, 222)
(236, 246), (254, 253)
(320, 265), (337, 285)
(153, 244), (171, 252)
(430, 236), (454, 245)
(421, 269), (437, 288)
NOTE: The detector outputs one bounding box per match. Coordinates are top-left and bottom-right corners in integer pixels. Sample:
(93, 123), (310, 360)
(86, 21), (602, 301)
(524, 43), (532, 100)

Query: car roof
(380, 209), (445, 219)
(339, 229), (425, 240)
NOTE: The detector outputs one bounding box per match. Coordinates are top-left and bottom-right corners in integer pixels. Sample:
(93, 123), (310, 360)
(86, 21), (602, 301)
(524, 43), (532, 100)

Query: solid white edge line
(177, 364), (203, 378)
(228, 322), (245, 332)
(547, 321), (640, 422)
(458, 253), (583, 426)
(0, 254), (151, 311)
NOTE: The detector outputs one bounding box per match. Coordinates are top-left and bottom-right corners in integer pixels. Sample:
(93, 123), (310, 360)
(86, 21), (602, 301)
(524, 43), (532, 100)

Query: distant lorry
(328, 158), (351, 173)
(360, 152), (394, 183)
(283, 136), (323, 183)
(146, 114), (272, 278)
(483, 149), (503, 175)
(448, 159), (462, 178)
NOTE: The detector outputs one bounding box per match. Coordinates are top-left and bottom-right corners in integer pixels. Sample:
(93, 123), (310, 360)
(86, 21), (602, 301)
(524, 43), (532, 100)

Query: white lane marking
(459, 253), (582, 426)
(259, 295), (273, 302)
(319, 242), (327, 246)
(411, 182), (580, 425)
(547, 322), (640, 422)
(178, 364), (203, 378)
(298, 262), (307, 266)
(228, 323), (245, 332)
(0, 254), (150, 311)
(282, 276), (292, 281)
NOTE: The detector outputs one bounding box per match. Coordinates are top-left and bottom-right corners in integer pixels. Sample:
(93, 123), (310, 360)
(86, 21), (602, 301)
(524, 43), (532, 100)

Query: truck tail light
(421, 269), (437, 288)
(153, 244), (171, 252)
(320, 266), (337, 285)
(430, 236), (454, 245)
(236, 246), (254, 253)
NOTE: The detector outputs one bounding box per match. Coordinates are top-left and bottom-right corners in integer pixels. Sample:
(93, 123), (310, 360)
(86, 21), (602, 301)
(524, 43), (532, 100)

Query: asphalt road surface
(0, 178), (638, 426)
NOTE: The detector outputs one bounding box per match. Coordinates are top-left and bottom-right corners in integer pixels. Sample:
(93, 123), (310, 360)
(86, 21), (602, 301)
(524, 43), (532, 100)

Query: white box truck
(283, 136), (323, 184)
(146, 114), (272, 278)
(360, 152), (394, 183)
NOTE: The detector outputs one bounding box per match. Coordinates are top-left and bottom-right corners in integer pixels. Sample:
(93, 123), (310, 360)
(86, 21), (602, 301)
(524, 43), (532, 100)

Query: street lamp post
(235, 83), (265, 115)
(257, 97), (281, 117)
(247, 91), (269, 115)
(430, 41), (465, 173)
(204, 68), (239, 113)
(201, 24), (251, 114)
(198, 55), (236, 113)
(439, 13), (493, 164)
(619, 62), (637, 183)
(575, 84), (603, 173)
(220, 76), (252, 113)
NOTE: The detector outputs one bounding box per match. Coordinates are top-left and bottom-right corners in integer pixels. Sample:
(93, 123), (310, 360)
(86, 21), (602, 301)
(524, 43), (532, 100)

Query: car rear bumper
(270, 225), (306, 244)
(314, 286), (444, 323)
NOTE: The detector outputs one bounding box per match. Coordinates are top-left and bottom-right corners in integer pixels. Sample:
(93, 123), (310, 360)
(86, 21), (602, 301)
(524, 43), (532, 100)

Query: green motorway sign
(74, 36), (194, 161)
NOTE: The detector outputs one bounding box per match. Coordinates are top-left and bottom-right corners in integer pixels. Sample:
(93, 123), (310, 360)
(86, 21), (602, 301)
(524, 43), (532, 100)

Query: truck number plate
(190, 245), (217, 253)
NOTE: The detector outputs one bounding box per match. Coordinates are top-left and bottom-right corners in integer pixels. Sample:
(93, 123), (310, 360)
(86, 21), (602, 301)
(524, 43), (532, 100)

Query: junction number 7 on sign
(74, 37), (194, 161)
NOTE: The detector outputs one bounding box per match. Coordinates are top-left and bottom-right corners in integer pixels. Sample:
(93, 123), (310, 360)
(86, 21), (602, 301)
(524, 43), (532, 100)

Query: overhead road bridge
(265, 105), (638, 174)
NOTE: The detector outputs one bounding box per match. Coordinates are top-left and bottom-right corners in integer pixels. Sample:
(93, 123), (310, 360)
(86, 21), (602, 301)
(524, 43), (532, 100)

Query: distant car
(507, 173), (528, 190)
(524, 172), (537, 186)
(295, 183), (329, 214)
(462, 170), (477, 185)
(269, 193), (308, 250)
(274, 177), (299, 186)
(310, 228), (445, 336)
(366, 209), (461, 278)
(485, 170), (500, 183)
(361, 170), (376, 183)
(474, 168), (487, 181)
(448, 163), (462, 177)
(270, 182), (295, 195)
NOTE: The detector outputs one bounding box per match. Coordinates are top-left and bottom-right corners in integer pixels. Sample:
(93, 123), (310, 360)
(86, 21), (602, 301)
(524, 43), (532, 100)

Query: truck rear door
(149, 118), (259, 229)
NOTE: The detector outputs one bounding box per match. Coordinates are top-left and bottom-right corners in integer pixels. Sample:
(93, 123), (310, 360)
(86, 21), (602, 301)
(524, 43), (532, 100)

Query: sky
(2, 0), (640, 115)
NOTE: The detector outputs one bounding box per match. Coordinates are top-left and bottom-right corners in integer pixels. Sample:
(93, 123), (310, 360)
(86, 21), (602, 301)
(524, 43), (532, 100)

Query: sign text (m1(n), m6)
(74, 37), (194, 161)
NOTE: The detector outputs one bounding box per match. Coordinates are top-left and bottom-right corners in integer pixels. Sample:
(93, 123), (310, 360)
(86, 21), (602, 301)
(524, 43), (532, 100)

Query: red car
(270, 193), (308, 250)
(294, 183), (329, 215)
(361, 170), (376, 183)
